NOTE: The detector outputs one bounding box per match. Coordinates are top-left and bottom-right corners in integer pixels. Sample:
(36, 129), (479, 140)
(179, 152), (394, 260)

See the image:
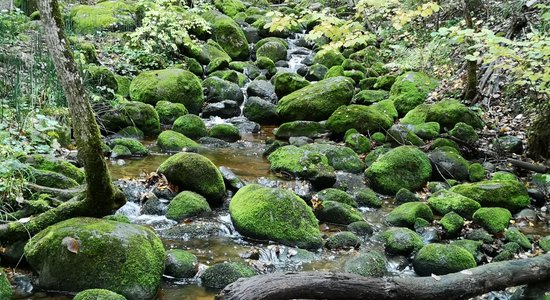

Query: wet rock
(202, 100), (241, 119)
(272, 72), (310, 98)
(429, 146), (470, 181)
(227, 117), (261, 134)
(141, 197), (167, 216)
(200, 262), (256, 289)
(316, 188), (357, 207)
(315, 201), (364, 225)
(494, 135), (523, 154)
(247, 80), (277, 102)
(165, 249), (198, 278)
(353, 188), (382, 208)
(219, 166), (245, 191)
(395, 188), (420, 204)
(449, 122), (479, 144)
(11, 274), (32, 298)
(173, 114), (208, 140)
(159, 220), (230, 240)
(302, 143), (365, 174)
(325, 232), (361, 250)
(382, 227), (424, 255)
(202, 77), (244, 104)
(289, 136), (313, 147)
(166, 191), (212, 221)
(255, 177), (314, 200)
(274, 121), (324, 139)
(24, 218), (165, 300)
(243, 96), (278, 124)
(465, 229), (494, 243)
(386, 202), (433, 228)
(117, 126), (145, 140)
(344, 251), (387, 277)
(101, 101), (160, 136)
(413, 243), (476, 276)
(386, 124), (424, 146)
(198, 137), (230, 148)
(347, 221), (374, 236)
(504, 228), (532, 250)
(157, 130), (199, 153)
(345, 132), (371, 154)
(209, 123), (241, 142)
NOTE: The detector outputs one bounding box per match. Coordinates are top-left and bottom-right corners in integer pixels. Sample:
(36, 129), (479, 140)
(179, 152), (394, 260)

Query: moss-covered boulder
(539, 236), (550, 252)
(344, 251), (387, 277)
(313, 49), (345, 68)
(256, 41), (287, 62)
(27, 168), (79, 189)
(229, 184), (323, 250)
(395, 188), (420, 204)
(440, 212), (464, 237)
(354, 188), (382, 208)
(214, 0), (246, 17)
(449, 122), (479, 144)
(129, 69), (204, 114)
(382, 227), (424, 255)
(209, 124), (241, 142)
(69, 1), (136, 34)
(426, 99), (484, 130)
(24, 154), (85, 184)
(155, 101), (188, 125)
(302, 143), (365, 174)
(345, 133), (371, 154)
(325, 231), (361, 250)
(427, 190), (480, 218)
(449, 180), (530, 212)
(326, 104), (393, 135)
(389, 72), (438, 116)
(24, 218), (165, 300)
(365, 146), (432, 195)
(243, 96), (278, 124)
(468, 163), (486, 182)
(202, 11), (249, 60)
(165, 249), (198, 278)
(504, 228), (532, 250)
(315, 200), (364, 225)
(385, 124), (424, 147)
(351, 90), (389, 105)
(157, 152), (226, 205)
(273, 72), (310, 98)
(347, 221), (374, 236)
(202, 77), (244, 104)
(201, 262), (256, 289)
(386, 202), (433, 228)
(166, 191), (211, 221)
(429, 147), (470, 181)
(267, 145), (335, 187)
(84, 64), (118, 93)
(110, 138), (149, 156)
(101, 101), (160, 136)
(74, 289), (126, 300)
(325, 65), (345, 79)
(172, 115), (208, 140)
(277, 76), (354, 122)
(274, 121), (324, 139)
(157, 130), (199, 152)
(472, 207), (512, 233)
(0, 269), (12, 300)
(317, 188), (356, 208)
(413, 243), (476, 276)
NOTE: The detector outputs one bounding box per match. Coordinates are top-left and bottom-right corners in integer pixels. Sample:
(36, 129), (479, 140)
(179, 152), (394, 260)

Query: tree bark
(463, 0), (477, 101)
(217, 253), (550, 300)
(0, 0), (126, 243)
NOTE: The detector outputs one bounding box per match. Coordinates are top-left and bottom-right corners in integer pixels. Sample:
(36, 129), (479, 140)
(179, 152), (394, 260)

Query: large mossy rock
(313, 49), (345, 68)
(165, 249), (198, 278)
(472, 207), (512, 234)
(200, 262), (256, 289)
(172, 114), (207, 140)
(129, 69), (204, 114)
(426, 99), (484, 130)
(301, 143), (364, 174)
(229, 184), (323, 250)
(382, 227), (424, 255)
(24, 154), (85, 184)
(202, 11), (249, 60)
(202, 77), (244, 104)
(69, 1), (137, 34)
(166, 191), (212, 221)
(365, 146), (432, 195)
(274, 121), (324, 139)
(273, 72), (310, 98)
(157, 130), (199, 152)
(326, 104), (393, 135)
(427, 190), (480, 219)
(428, 147), (470, 181)
(449, 180), (530, 212)
(386, 202), (433, 228)
(413, 243), (476, 276)
(101, 101), (160, 136)
(314, 201), (364, 225)
(157, 152), (226, 205)
(24, 218), (165, 300)
(256, 41), (287, 62)
(389, 72), (438, 116)
(155, 101), (188, 125)
(27, 168), (79, 189)
(276, 76), (354, 122)
(243, 97), (278, 124)
(74, 289), (126, 300)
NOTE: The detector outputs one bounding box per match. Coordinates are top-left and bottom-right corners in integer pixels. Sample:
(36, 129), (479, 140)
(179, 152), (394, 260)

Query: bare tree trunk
(217, 253), (550, 300)
(463, 0), (477, 101)
(0, 0), (125, 243)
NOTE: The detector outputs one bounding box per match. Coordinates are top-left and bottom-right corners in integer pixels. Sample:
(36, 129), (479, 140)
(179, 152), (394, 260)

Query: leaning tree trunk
(0, 0), (125, 242)
(217, 253), (550, 300)
(528, 101), (550, 159)
(463, 0), (477, 101)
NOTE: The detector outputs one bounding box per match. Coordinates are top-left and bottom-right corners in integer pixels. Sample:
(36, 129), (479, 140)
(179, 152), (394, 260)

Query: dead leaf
(61, 237), (81, 254)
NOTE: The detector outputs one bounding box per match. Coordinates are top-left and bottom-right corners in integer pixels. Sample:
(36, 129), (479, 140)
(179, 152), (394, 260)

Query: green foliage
(127, 0), (210, 57)
(0, 10), (29, 45)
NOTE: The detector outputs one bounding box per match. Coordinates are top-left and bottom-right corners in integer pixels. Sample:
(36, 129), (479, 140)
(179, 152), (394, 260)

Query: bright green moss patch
(427, 190), (481, 219)
(389, 72), (438, 116)
(504, 228), (532, 250)
(69, 1), (137, 34)
(166, 191), (212, 221)
(472, 207), (512, 233)
(165, 249), (198, 278)
(172, 114), (208, 140)
(449, 180), (530, 212)
(325, 231), (361, 250)
(317, 188), (357, 207)
(155, 101), (188, 125)
(386, 202), (433, 228)
(209, 124), (241, 142)
(326, 104), (393, 135)
(315, 200), (364, 225)
(157, 130), (199, 152)
(413, 243), (476, 276)
(440, 212), (464, 237)
(74, 289), (126, 300)
(110, 138), (149, 156)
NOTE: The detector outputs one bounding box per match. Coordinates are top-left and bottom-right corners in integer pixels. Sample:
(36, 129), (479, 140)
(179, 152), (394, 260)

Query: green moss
(214, 0), (246, 17)
(504, 228), (532, 250)
(539, 236), (550, 252)
(351, 90), (389, 105)
(472, 207), (512, 234)
(313, 49), (345, 68)
(155, 101), (188, 125)
(449, 122), (478, 143)
(110, 138), (149, 156)
(450, 240), (482, 258)
(408, 122), (440, 140)
(374, 75), (396, 90)
(325, 231), (361, 250)
(255, 56), (276, 73)
(327, 104), (393, 135)
(74, 289), (126, 300)
(201, 262), (256, 289)
(429, 146), (470, 181)
(157, 152), (226, 205)
(301, 143), (364, 174)
(389, 72), (438, 116)
(254, 37), (288, 50)
(344, 70), (365, 84)
(449, 180), (530, 212)
(427, 190), (481, 219)
(172, 115), (207, 140)
(192, 39), (232, 65)
(0, 270), (12, 300)
(117, 126), (144, 139)
(401, 104), (430, 125)
(395, 188), (419, 204)
(371, 132), (385, 145)
(353, 188), (381, 208)
(492, 171), (517, 181)
(385, 124), (424, 147)
(267, 145), (334, 180)
(386, 202), (433, 228)
(157, 130), (199, 152)
(229, 184), (323, 250)
(84, 64), (118, 93)
(432, 138), (460, 151)
(256, 41), (287, 63)
(101, 101), (160, 136)
(347, 221), (374, 236)
(110, 145), (132, 158)
(274, 121), (324, 139)
(364, 146), (390, 167)
(202, 76), (243, 103)
(345, 133), (371, 154)
(24, 218), (165, 300)
(209, 124), (242, 142)
(114, 75), (130, 97)
(166, 191), (211, 221)
(325, 65), (345, 79)
(359, 77), (377, 90)
(413, 243), (476, 276)
(315, 200), (364, 225)
(277, 76), (355, 122)
(202, 11), (249, 60)
(440, 212), (464, 237)
(27, 167), (79, 189)
(426, 99), (484, 130)
(165, 249), (198, 278)
(208, 70), (247, 87)
(129, 69), (204, 114)
(366, 146), (432, 195)
(465, 229), (494, 243)
(382, 227), (424, 255)
(103, 214), (131, 223)
(493, 250), (515, 262)
(69, 1), (137, 34)
(468, 163), (486, 182)
(25, 154), (85, 184)
(344, 251), (387, 277)
(317, 188), (357, 207)
(502, 242), (521, 254)
(306, 64), (328, 81)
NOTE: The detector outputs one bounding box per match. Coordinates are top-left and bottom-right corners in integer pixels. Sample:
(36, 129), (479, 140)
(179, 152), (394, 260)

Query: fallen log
(217, 253), (550, 300)
(508, 158), (550, 174)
